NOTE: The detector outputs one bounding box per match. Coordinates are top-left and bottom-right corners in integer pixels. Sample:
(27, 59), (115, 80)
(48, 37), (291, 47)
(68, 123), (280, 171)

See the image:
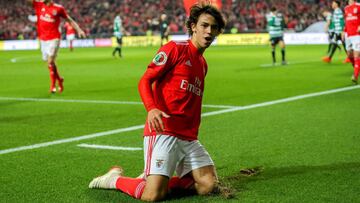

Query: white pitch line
(1, 85), (359, 155)
(202, 85), (360, 117)
(0, 97), (143, 105)
(77, 144), (142, 151)
(0, 97), (237, 109)
(0, 125), (144, 155)
(9, 56), (38, 63)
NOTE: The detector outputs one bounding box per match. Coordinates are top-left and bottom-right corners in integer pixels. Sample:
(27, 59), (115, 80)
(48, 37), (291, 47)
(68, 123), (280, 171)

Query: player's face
(332, 1), (337, 8)
(191, 13), (220, 51)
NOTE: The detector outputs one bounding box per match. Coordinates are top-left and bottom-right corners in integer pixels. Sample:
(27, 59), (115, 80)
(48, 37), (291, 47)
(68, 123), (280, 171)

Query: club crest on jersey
(52, 10), (57, 16)
(153, 51), (167, 66)
(354, 8), (358, 14)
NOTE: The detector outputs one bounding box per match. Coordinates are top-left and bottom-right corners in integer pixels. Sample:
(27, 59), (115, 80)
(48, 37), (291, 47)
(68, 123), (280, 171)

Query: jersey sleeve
(281, 15), (285, 29)
(266, 15), (274, 27)
(33, 0), (41, 11)
(59, 6), (68, 19)
(138, 42), (178, 112)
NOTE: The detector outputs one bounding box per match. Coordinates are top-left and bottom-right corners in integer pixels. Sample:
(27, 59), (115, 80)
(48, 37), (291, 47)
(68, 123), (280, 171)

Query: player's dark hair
(333, 0), (341, 6)
(271, 7), (277, 12)
(186, 4), (225, 36)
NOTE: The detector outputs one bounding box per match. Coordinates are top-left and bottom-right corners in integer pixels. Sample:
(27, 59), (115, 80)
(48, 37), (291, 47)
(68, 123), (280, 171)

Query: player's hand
(147, 108), (170, 133)
(341, 32), (345, 41)
(77, 30), (86, 38)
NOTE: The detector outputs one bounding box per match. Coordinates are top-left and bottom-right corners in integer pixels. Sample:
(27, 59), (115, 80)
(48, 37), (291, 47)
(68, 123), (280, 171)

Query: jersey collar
(188, 39), (203, 56)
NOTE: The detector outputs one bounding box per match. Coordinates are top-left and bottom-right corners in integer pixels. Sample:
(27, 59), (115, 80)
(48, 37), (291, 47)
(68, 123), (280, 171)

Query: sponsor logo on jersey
(180, 77), (203, 96)
(153, 51), (167, 66)
(346, 15), (358, 21)
(40, 14), (55, 23)
(52, 9), (57, 16)
(185, 60), (192, 67)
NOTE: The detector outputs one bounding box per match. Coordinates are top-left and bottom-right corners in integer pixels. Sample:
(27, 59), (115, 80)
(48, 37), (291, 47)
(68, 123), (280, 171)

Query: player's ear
(191, 22), (197, 33)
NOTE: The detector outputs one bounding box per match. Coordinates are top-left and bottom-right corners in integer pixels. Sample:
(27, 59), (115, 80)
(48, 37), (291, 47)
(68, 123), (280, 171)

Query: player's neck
(44, 0), (52, 5)
(190, 38), (205, 54)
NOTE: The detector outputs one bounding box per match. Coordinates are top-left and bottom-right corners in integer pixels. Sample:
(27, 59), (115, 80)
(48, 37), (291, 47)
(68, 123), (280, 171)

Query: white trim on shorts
(143, 134), (214, 178)
(66, 34), (75, 40)
(40, 39), (60, 61)
(345, 35), (360, 52)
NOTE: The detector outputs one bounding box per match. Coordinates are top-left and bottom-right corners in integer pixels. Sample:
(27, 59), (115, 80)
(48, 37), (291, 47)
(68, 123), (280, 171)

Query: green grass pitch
(1, 44), (359, 202)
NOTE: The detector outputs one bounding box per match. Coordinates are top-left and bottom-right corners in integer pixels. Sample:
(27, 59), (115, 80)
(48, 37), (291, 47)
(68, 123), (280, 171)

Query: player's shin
(329, 43), (338, 59)
(115, 177), (146, 199)
(271, 47), (276, 64)
(70, 40), (73, 51)
(47, 64), (56, 92)
(49, 62), (61, 80)
(349, 55), (355, 65)
(281, 48), (285, 62)
(354, 57), (360, 79)
(327, 43), (332, 54)
(169, 176), (195, 190)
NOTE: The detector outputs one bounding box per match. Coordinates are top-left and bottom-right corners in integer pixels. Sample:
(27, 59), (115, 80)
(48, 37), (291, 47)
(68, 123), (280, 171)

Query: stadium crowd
(1, 0), (334, 40)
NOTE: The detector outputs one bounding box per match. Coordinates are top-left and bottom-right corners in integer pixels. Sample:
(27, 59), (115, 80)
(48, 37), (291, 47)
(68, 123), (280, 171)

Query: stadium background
(1, 0), (359, 202)
(1, 0), (328, 39)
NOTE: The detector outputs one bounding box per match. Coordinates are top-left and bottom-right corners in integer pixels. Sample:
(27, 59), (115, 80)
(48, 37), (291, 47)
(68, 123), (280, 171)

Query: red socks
(115, 177), (146, 199)
(115, 176), (194, 200)
(48, 63), (62, 87)
(354, 57), (360, 79)
(349, 56), (355, 66)
(168, 176), (194, 191)
(48, 64), (56, 88)
(70, 40), (73, 51)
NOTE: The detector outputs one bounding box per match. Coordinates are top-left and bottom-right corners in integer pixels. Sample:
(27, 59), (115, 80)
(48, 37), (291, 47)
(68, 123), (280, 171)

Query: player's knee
(196, 175), (217, 195)
(47, 59), (55, 66)
(141, 189), (167, 202)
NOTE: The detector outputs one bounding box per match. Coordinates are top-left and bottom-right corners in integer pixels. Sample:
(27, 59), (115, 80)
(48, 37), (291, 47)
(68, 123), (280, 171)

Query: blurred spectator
(1, 0), (335, 40)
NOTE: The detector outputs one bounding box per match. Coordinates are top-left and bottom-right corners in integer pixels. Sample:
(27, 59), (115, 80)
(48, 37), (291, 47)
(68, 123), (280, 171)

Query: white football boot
(351, 75), (358, 85)
(89, 167), (123, 189)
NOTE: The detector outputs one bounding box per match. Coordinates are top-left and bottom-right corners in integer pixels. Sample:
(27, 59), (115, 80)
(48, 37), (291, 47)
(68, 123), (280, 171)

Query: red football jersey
(64, 22), (75, 35)
(344, 2), (360, 36)
(139, 40), (208, 141)
(33, 0), (68, 40)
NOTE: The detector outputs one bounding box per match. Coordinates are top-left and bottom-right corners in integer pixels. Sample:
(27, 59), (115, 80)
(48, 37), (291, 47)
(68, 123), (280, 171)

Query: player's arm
(342, 18), (347, 41)
(281, 16), (286, 30)
(27, 0), (41, 3)
(267, 14), (275, 26)
(266, 15), (274, 31)
(357, 10), (360, 33)
(65, 15), (86, 38)
(138, 43), (177, 133)
(165, 25), (170, 36)
(138, 70), (170, 133)
(325, 17), (331, 32)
